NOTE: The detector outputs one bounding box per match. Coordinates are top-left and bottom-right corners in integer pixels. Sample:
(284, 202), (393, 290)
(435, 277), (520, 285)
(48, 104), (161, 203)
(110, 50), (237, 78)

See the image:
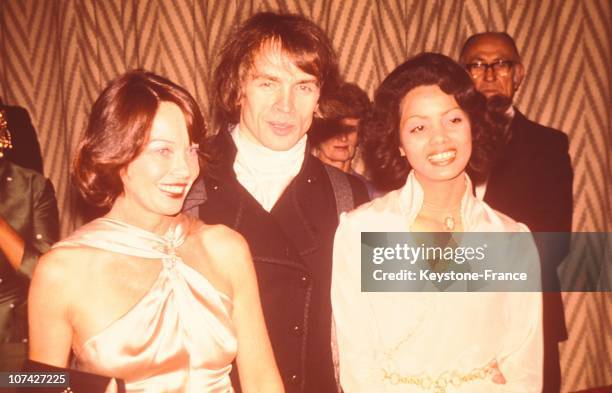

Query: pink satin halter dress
(53, 215), (237, 392)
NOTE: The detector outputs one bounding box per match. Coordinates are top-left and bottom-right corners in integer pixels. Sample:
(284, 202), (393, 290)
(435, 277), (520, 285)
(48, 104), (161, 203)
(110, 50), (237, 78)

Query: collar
(184, 128), (320, 213)
(55, 215), (189, 260)
(506, 105), (516, 119)
(397, 171), (477, 231)
(231, 125), (307, 211)
(230, 125), (307, 178)
(208, 127), (319, 182)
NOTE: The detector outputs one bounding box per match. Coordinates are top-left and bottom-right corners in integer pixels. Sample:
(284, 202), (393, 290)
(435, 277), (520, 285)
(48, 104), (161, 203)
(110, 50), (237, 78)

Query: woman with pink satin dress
(27, 71), (284, 393)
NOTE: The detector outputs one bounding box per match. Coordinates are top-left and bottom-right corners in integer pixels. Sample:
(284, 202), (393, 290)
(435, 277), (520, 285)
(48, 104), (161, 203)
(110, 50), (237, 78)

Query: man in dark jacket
(460, 32), (573, 393)
(0, 107), (59, 371)
(184, 12), (369, 393)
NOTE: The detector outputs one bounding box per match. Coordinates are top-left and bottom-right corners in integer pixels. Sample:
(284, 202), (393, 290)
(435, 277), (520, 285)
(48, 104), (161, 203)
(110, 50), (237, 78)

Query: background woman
(28, 71), (283, 392)
(331, 53), (542, 392)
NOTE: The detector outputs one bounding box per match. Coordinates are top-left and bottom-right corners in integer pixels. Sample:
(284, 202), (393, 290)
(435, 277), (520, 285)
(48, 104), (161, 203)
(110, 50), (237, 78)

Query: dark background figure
(460, 32), (574, 393)
(184, 12), (369, 393)
(0, 105), (59, 372)
(309, 82), (381, 199)
(0, 101), (44, 174)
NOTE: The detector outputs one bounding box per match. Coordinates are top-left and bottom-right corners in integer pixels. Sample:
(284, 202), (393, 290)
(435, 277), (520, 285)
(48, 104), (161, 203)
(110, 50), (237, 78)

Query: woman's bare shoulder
(35, 246), (114, 284)
(30, 247), (96, 309)
(180, 219), (252, 298)
(192, 221), (250, 262)
(181, 220), (247, 277)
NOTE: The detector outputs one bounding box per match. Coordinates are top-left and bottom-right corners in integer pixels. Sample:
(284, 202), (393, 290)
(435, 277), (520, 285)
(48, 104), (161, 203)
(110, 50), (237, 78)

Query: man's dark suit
(483, 109), (573, 393)
(184, 130), (369, 393)
(0, 160), (59, 371)
(484, 110), (573, 233)
(0, 105), (44, 174)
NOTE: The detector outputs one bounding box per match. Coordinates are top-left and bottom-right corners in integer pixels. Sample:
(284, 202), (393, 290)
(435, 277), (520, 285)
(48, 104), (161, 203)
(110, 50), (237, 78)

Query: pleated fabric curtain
(0, 0), (610, 390)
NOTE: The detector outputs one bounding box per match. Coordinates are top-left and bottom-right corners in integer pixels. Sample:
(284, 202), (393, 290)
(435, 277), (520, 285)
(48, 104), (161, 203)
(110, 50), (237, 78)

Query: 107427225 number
(0, 372), (69, 387)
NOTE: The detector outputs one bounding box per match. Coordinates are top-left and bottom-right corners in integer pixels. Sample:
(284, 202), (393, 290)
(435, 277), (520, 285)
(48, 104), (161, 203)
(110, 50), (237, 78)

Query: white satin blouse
(331, 171), (543, 392)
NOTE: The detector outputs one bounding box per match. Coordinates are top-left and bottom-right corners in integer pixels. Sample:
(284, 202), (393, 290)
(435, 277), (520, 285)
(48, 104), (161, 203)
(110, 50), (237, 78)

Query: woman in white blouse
(331, 53), (543, 392)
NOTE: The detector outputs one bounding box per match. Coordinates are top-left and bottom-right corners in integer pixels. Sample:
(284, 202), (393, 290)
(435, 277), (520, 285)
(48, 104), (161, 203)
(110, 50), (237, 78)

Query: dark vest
(184, 131), (369, 393)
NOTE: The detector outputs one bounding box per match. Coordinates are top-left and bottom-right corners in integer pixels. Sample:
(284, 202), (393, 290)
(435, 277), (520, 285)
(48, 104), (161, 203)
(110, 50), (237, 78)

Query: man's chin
(486, 94), (513, 112)
(264, 136), (300, 152)
(326, 154), (350, 163)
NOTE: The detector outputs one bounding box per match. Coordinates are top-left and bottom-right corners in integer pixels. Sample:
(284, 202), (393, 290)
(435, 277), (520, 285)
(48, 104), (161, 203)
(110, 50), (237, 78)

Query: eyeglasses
(464, 60), (516, 78)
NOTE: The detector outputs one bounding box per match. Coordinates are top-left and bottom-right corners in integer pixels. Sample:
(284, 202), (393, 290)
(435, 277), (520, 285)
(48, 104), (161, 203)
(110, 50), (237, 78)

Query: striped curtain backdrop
(0, 0), (610, 390)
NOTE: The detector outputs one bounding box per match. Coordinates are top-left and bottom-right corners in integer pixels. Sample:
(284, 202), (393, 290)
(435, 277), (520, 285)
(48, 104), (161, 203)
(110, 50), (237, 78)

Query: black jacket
(484, 110), (573, 233)
(0, 160), (59, 347)
(185, 130), (369, 393)
(483, 110), (572, 293)
(483, 110), (573, 393)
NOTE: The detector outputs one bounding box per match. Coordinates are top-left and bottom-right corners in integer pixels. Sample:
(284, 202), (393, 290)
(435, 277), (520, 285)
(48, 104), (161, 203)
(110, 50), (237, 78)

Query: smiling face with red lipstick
(238, 42), (321, 151)
(73, 71), (208, 223)
(118, 102), (200, 218)
(398, 85), (471, 187)
(363, 53), (503, 192)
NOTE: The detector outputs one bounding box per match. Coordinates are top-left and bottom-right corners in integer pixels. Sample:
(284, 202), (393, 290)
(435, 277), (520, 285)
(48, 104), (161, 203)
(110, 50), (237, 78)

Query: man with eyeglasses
(460, 32), (573, 393)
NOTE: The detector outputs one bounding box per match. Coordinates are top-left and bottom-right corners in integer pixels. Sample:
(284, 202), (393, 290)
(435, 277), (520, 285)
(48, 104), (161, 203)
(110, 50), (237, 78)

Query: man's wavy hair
(362, 52), (509, 191)
(73, 70), (208, 209)
(212, 12), (340, 130)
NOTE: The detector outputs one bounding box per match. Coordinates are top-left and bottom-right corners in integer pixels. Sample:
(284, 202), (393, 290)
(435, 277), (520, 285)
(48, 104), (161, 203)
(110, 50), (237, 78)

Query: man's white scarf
(231, 125), (306, 212)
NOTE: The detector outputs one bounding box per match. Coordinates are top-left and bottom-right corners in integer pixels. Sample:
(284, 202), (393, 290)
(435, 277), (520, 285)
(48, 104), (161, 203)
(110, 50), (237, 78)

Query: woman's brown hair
(73, 70), (208, 209)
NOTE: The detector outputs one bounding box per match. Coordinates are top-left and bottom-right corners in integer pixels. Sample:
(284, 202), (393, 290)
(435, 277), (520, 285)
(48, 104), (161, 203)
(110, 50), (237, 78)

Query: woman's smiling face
(119, 102), (200, 218)
(398, 84), (472, 186)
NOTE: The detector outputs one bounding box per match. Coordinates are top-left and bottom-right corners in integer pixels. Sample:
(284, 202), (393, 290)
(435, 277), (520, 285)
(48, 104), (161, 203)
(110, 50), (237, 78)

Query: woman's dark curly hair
(362, 52), (509, 191)
(73, 70), (209, 209)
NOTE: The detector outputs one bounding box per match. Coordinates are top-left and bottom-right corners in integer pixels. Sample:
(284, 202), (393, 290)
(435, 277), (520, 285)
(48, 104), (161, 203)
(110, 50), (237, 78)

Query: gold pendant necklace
(421, 201), (461, 232)
(443, 216), (455, 231)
